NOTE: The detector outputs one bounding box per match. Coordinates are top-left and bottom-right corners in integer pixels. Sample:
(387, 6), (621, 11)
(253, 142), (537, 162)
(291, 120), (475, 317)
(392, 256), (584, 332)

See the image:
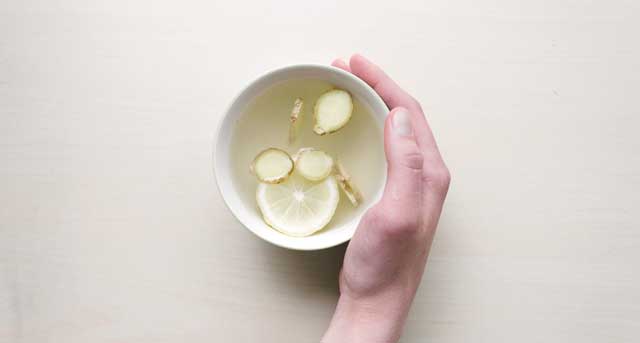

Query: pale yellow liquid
(231, 79), (385, 232)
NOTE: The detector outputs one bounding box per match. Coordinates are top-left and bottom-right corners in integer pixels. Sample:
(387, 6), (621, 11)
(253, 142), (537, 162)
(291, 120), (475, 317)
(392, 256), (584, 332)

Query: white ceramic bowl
(214, 64), (388, 250)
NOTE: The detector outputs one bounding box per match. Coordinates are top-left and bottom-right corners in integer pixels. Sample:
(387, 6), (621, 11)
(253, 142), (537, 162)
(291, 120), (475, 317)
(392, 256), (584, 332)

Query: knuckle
(425, 165), (451, 192)
(362, 207), (386, 228)
(364, 206), (420, 239)
(438, 167), (452, 187)
(384, 215), (420, 238)
(400, 151), (424, 170)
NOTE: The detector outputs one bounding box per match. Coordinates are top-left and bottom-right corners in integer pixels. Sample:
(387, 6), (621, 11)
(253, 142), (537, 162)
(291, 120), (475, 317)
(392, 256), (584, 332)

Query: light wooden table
(1, 1), (639, 342)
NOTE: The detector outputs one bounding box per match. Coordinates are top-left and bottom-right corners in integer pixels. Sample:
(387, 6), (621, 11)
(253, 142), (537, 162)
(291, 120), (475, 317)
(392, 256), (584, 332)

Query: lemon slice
(256, 173), (339, 237)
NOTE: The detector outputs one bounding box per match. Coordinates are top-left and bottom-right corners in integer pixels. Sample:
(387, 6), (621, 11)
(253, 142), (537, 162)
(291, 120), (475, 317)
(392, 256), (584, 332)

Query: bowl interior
(215, 65), (388, 250)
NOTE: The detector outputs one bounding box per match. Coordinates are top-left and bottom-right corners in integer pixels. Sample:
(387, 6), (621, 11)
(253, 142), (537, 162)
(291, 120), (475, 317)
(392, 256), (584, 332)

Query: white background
(1, 0), (639, 342)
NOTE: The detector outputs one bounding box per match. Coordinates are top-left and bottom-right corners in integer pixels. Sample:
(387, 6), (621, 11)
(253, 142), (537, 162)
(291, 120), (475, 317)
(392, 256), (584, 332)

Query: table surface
(1, 1), (639, 342)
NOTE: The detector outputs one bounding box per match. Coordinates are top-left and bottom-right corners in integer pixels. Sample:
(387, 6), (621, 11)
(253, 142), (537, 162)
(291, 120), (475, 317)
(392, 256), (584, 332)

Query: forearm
(322, 293), (411, 343)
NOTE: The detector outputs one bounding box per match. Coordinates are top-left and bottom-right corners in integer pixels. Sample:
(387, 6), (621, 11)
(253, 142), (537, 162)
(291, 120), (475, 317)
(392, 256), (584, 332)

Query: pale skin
(322, 55), (451, 343)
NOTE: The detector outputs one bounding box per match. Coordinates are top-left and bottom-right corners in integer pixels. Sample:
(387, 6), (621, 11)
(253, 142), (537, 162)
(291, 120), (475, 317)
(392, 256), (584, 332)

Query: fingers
(331, 58), (351, 72)
(348, 54), (444, 167)
(330, 54), (451, 203)
(379, 107), (424, 219)
(349, 54), (416, 112)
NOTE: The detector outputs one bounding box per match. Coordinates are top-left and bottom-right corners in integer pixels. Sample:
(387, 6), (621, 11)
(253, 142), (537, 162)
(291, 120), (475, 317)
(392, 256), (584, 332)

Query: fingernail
(392, 108), (413, 136)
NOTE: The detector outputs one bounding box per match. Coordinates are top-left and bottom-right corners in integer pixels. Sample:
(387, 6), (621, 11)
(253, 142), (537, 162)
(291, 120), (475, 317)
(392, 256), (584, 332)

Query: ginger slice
(294, 148), (334, 182)
(334, 160), (363, 206)
(288, 98), (304, 144)
(313, 89), (353, 135)
(250, 148), (294, 184)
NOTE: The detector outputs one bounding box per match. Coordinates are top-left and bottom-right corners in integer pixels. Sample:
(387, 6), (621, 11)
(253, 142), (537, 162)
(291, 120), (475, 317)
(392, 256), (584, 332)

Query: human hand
(322, 55), (451, 343)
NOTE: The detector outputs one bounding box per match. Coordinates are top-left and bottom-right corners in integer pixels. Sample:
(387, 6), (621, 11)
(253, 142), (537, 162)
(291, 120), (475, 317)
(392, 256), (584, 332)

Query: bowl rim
(213, 64), (388, 250)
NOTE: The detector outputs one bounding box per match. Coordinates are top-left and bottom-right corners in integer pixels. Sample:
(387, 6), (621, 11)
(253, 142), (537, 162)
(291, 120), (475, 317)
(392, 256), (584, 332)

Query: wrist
(322, 292), (410, 343)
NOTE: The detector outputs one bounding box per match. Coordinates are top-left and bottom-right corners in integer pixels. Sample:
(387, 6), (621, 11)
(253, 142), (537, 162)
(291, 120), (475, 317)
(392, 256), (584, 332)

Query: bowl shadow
(257, 240), (348, 297)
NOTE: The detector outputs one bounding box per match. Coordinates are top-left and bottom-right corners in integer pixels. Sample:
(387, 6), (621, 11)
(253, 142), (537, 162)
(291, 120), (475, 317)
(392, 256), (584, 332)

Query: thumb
(381, 107), (424, 212)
